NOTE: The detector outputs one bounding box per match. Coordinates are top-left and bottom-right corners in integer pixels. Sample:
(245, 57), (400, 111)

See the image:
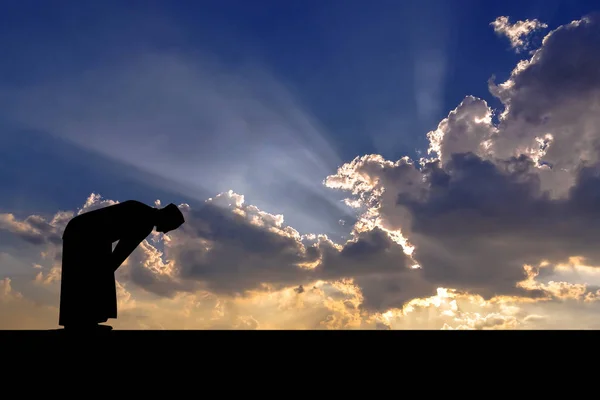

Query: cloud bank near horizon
(2, 14), (600, 329)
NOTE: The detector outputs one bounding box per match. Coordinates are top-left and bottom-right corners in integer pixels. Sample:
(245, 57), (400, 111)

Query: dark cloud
(397, 153), (562, 298)
(497, 14), (600, 123)
(168, 200), (421, 309)
(0, 213), (62, 246)
(169, 201), (319, 294)
(488, 13), (600, 174)
(23, 215), (62, 245)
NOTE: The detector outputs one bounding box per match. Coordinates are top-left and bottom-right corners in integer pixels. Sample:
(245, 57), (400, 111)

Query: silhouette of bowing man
(59, 200), (185, 330)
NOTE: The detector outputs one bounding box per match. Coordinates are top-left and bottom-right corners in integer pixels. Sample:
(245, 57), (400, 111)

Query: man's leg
(97, 239), (117, 324)
(58, 237), (78, 327)
(59, 238), (114, 329)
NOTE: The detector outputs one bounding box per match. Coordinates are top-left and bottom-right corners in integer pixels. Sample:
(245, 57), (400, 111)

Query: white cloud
(491, 16), (549, 53)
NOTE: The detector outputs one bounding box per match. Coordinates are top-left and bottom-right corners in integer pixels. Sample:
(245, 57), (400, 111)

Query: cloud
(489, 16), (600, 182)
(0, 191), (424, 313)
(0, 277), (59, 329)
(2, 14), (600, 329)
(491, 16), (548, 53)
(132, 190), (427, 311)
(0, 213), (62, 246)
(324, 14), (600, 302)
(1, 278), (23, 302)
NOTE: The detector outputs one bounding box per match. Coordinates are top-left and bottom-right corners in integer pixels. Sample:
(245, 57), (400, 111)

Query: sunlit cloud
(491, 16), (549, 53)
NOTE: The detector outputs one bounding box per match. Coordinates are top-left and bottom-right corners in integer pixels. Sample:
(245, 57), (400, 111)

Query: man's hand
(112, 260), (120, 273)
(110, 229), (151, 273)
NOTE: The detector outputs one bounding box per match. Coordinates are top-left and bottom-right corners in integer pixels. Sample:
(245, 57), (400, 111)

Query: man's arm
(110, 229), (150, 272)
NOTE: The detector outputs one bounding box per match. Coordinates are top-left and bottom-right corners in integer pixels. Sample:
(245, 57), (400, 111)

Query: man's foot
(94, 324), (113, 331)
(64, 324), (113, 331)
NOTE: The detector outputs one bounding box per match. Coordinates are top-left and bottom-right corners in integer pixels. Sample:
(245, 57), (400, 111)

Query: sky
(1, 0), (600, 330)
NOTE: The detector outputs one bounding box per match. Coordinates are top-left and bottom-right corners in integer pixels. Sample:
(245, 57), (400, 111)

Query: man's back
(63, 200), (157, 242)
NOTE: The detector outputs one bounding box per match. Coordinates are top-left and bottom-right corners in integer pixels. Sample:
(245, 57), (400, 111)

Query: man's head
(155, 203), (185, 233)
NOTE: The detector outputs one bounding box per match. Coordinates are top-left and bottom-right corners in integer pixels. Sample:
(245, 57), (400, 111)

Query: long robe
(58, 200), (157, 327)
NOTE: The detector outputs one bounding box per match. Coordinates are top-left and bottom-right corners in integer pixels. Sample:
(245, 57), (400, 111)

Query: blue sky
(0, 0), (597, 237)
